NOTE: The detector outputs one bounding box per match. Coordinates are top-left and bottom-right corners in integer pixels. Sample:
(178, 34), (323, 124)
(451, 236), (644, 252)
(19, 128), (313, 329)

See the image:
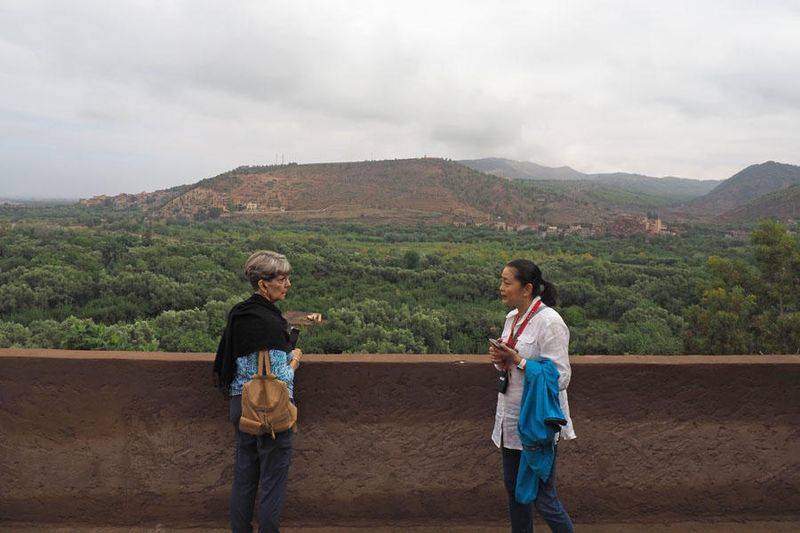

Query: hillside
(87, 157), (786, 226)
(82, 158), (675, 226)
(687, 161), (800, 215)
(459, 157), (586, 180)
(716, 183), (800, 223)
(459, 157), (720, 202)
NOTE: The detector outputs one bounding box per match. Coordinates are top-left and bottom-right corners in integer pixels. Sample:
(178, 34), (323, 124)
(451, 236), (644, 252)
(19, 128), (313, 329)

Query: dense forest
(0, 206), (797, 355)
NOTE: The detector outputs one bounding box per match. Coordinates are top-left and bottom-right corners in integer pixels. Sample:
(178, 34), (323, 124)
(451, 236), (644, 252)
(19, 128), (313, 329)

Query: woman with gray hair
(213, 250), (303, 533)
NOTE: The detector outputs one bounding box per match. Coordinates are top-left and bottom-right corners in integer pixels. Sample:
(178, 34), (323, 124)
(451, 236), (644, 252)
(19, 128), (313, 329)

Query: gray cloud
(1, 0), (799, 198)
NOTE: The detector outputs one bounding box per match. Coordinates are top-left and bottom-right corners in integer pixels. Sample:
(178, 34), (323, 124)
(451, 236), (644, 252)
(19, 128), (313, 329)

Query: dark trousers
(229, 397), (294, 533)
(502, 445), (575, 533)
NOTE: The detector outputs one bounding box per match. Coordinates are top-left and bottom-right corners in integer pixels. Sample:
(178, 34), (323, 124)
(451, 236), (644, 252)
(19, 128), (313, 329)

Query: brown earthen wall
(1, 350), (799, 527)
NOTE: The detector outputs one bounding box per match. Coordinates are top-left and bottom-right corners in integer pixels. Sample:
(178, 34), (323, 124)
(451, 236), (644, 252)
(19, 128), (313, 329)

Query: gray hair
(244, 250), (292, 289)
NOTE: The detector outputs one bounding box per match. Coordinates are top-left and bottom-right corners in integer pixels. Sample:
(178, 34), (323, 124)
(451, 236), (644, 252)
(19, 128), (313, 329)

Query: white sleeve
(537, 321), (571, 390)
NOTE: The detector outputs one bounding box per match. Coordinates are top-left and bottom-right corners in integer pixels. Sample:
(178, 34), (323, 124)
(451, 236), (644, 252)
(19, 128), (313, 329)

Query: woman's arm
(537, 322), (571, 390)
(269, 349), (295, 382)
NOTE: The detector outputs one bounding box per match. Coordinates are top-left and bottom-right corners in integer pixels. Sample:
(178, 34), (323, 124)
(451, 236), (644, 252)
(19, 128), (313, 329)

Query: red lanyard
(506, 299), (542, 349)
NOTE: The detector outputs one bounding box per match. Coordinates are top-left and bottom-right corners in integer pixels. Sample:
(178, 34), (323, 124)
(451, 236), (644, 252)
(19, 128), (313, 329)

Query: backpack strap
(257, 350), (273, 377)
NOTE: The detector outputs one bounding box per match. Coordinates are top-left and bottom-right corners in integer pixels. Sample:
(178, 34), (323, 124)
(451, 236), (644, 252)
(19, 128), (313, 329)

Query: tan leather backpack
(239, 350), (297, 438)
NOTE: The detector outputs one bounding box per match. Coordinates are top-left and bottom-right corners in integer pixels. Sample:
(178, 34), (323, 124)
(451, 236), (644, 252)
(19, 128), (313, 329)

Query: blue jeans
(502, 445), (574, 533)
(229, 397), (294, 533)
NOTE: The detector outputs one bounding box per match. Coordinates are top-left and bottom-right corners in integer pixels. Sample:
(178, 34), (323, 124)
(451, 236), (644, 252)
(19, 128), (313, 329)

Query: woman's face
(259, 274), (292, 302)
(499, 266), (530, 308)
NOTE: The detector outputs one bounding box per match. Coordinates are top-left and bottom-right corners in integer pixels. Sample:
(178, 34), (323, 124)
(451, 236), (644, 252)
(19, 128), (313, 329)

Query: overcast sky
(1, 0), (799, 198)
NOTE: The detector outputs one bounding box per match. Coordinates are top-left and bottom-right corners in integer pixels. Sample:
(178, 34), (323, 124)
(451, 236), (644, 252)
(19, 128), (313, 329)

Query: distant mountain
(78, 159), (590, 224)
(459, 158), (586, 181)
(459, 157), (720, 202)
(83, 158), (796, 227)
(687, 161), (800, 215)
(80, 158), (680, 226)
(716, 183), (800, 224)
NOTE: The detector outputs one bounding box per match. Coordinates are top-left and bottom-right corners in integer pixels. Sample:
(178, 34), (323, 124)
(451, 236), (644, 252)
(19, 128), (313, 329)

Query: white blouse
(491, 296), (577, 450)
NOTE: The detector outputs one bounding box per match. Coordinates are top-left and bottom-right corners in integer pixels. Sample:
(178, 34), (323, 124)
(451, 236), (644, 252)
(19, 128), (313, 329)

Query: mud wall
(1, 350), (798, 527)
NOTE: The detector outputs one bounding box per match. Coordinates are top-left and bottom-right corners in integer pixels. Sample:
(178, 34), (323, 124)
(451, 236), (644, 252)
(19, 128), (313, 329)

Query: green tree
(751, 220), (800, 316)
(683, 221), (799, 354)
(611, 305), (682, 355)
(570, 320), (615, 355)
(0, 321), (30, 348)
(152, 309), (214, 352)
(402, 250), (421, 270)
(684, 287), (758, 354)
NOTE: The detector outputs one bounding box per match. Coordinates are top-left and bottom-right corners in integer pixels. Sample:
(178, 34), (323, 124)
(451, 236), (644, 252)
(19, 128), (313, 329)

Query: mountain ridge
(716, 183), (800, 223)
(78, 157), (800, 227)
(670, 161), (800, 223)
(458, 157), (721, 201)
(79, 158), (656, 225)
(688, 161), (800, 213)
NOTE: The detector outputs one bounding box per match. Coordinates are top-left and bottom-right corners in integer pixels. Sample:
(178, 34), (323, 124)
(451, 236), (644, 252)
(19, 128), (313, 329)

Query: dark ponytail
(506, 259), (558, 307)
(538, 279), (558, 307)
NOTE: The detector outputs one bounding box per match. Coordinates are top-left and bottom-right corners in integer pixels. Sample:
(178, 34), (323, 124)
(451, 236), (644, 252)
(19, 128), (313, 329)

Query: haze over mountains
(459, 157), (722, 200)
(79, 158), (800, 227)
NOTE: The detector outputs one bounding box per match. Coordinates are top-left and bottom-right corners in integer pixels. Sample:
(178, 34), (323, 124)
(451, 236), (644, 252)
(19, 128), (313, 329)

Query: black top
(213, 293), (291, 392)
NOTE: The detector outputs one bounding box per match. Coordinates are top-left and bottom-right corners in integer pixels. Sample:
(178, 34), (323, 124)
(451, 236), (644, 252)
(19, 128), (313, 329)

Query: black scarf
(213, 293), (291, 392)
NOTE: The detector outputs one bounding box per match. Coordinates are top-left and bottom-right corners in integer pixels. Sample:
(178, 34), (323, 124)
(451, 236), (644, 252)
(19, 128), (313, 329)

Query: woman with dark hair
(489, 259), (576, 533)
(213, 250), (303, 533)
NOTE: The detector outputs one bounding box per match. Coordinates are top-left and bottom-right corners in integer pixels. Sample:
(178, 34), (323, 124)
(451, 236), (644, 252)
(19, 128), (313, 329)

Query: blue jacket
(515, 358), (567, 504)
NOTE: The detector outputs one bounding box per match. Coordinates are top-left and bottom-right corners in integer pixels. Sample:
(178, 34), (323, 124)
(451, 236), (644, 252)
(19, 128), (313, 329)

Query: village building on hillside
(605, 215), (673, 236)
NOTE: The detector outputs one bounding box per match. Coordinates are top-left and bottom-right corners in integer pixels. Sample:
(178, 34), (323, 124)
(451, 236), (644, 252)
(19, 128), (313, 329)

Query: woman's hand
(290, 348), (303, 370)
(489, 340), (521, 367)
